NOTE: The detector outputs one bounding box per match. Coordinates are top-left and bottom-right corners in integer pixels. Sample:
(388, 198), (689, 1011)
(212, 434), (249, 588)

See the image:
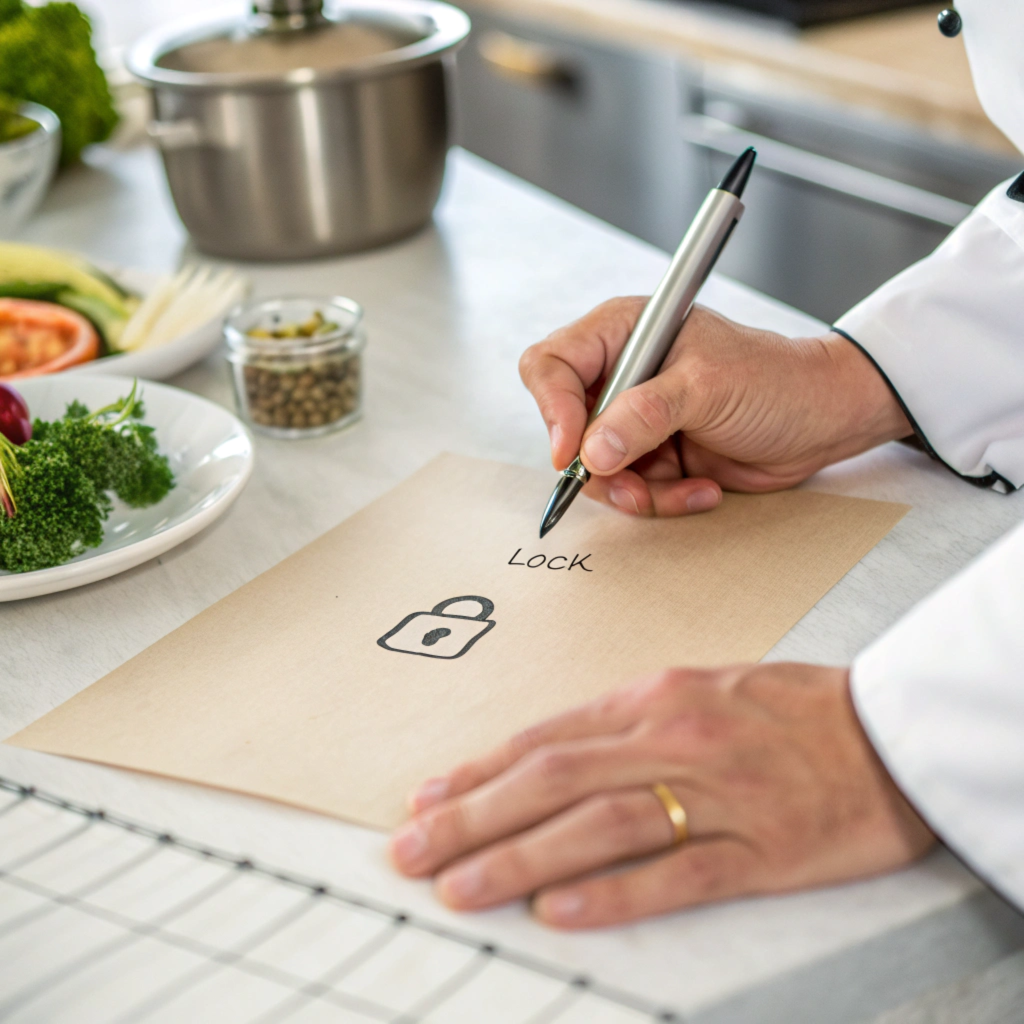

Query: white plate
(0, 374), (253, 601)
(68, 266), (233, 382)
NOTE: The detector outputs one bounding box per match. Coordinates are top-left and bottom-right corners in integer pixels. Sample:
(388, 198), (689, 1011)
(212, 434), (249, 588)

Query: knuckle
(675, 847), (728, 897)
(445, 762), (481, 794)
(658, 707), (730, 749)
(677, 349), (714, 391)
(639, 668), (688, 704)
(523, 746), (578, 795)
(624, 386), (675, 438)
(591, 688), (626, 721)
(590, 793), (646, 845)
(596, 296), (637, 319)
(518, 343), (545, 385)
(719, 664), (783, 707)
(423, 804), (466, 854)
(674, 668), (725, 701)
(488, 841), (535, 890)
(507, 725), (546, 762)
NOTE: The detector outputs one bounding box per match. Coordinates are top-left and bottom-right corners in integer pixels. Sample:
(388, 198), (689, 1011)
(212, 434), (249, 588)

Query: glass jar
(224, 296), (366, 439)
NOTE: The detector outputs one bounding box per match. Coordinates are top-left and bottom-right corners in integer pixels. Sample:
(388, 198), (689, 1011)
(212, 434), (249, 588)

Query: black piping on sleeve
(831, 326), (1016, 494)
(1007, 170), (1024, 204)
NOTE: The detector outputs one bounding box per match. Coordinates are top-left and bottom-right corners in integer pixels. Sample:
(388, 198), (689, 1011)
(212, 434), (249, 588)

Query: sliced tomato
(0, 298), (100, 380)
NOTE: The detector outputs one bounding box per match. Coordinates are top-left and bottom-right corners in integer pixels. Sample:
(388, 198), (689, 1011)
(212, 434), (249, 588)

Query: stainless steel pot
(126, 0), (469, 260)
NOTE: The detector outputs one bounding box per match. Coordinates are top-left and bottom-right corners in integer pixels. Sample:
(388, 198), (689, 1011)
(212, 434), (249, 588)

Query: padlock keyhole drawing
(377, 596), (496, 659)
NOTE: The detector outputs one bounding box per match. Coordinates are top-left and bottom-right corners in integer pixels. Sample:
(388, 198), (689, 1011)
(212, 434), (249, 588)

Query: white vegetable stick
(125, 266), (197, 351)
(148, 266), (218, 345)
(135, 266), (249, 351)
(117, 270), (181, 351)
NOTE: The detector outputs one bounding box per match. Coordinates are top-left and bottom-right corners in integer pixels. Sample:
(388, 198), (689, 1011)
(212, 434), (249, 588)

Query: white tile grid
(0, 780), (671, 1024)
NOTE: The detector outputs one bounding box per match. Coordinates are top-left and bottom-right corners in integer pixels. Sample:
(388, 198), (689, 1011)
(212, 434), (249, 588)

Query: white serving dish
(0, 374), (253, 601)
(68, 266), (235, 382)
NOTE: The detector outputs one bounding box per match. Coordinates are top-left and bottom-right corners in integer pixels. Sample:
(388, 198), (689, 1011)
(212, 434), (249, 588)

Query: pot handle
(478, 31), (578, 92)
(147, 119), (204, 150)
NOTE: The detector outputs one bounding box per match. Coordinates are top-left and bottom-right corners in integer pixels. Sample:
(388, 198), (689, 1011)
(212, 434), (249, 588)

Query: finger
(519, 351), (589, 471)
(409, 664), (733, 815)
(533, 837), (758, 929)
(434, 787), (692, 911)
(584, 469), (722, 518)
(579, 367), (699, 477)
(417, 665), (740, 813)
(407, 686), (645, 813)
(392, 734), (681, 876)
(520, 298), (647, 470)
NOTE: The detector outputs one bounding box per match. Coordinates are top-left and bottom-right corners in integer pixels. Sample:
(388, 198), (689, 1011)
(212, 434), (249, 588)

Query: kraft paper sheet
(8, 454), (909, 829)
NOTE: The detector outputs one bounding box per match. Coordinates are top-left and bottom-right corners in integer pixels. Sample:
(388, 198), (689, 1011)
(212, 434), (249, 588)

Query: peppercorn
(243, 355), (361, 432)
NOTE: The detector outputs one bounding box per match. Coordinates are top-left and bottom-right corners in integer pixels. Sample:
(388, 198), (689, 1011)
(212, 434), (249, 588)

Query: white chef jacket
(833, 0), (1024, 910)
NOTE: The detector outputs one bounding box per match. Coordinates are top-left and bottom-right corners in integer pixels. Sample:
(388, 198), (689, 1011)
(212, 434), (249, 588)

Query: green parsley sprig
(0, 381), (175, 574)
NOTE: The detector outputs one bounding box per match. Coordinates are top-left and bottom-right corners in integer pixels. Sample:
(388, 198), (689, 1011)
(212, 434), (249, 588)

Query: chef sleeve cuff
(833, 180), (1024, 492)
(850, 520), (1024, 913)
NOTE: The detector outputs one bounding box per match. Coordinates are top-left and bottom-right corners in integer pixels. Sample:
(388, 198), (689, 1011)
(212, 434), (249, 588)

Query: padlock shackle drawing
(430, 596), (494, 620)
(377, 595), (497, 659)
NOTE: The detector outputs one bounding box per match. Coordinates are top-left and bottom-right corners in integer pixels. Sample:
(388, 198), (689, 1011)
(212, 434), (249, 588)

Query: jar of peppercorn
(224, 296), (366, 438)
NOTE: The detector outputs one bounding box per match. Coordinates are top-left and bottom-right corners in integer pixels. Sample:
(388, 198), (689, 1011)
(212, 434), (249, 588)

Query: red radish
(0, 383), (31, 445)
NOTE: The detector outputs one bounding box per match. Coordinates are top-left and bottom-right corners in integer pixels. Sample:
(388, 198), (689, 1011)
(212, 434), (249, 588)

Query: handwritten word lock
(377, 596), (496, 660)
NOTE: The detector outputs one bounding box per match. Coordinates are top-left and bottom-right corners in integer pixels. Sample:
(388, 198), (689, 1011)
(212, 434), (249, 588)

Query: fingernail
(390, 822), (429, 867)
(609, 487), (639, 514)
(687, 488), (720, 513)
(439, 862), (484, 903)
(410, 777), (449, 812)
(582, 428), (628, 472)
(538, 891), (585, 922)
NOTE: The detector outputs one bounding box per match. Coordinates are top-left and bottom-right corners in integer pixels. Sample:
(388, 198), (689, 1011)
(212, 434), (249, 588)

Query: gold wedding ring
(651, 783), (689, 846)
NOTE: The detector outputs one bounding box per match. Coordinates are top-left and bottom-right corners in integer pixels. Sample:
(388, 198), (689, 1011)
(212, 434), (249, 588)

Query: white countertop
(3, 143), (1024, 1022)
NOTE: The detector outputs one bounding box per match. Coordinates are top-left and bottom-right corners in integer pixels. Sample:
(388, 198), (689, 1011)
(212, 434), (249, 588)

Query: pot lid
(126, 0), (469, 90)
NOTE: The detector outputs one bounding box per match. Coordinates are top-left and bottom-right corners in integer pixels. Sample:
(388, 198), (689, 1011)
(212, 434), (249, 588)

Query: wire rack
(0, 777), (681, 1023)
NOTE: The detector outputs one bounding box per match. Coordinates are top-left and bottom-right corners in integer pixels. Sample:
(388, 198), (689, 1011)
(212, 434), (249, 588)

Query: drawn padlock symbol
(377, 596), (496, 660)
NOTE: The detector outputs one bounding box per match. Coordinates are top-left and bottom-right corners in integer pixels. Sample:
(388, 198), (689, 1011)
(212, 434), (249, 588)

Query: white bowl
(0, 103), (60, 236)
(0, 374), (254, 601)
(69, 266), (232, 382)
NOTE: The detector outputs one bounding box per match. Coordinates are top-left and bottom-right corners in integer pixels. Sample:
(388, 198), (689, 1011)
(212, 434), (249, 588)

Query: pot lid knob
(249, 0), (325, 32)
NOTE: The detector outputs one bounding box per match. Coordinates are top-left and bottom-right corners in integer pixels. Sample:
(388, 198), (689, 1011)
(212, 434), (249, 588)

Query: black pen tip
(539, 474), (584, 538)
(717, 146), (756, 199)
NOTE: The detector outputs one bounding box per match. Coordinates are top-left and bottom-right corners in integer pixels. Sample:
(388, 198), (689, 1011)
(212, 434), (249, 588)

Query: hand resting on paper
(389, 664), (934, 928)
(519, 299), (912, 517)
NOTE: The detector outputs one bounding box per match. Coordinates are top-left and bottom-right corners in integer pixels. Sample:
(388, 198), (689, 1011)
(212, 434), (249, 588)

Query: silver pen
(539, 146), (757, 538)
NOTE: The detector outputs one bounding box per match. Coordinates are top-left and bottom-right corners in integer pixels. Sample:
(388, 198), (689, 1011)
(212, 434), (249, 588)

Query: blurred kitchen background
(15, 0), (1024, 322)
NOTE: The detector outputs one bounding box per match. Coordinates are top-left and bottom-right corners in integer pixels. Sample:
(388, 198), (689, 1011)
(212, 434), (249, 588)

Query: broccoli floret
(0, 2), (118, 165)
(0, 383), (174, 574)
(107, 421), (175, 508)
(0, 439), (108, 574)
(0, 0), (22, 27)
(32, 387), (175, 509)
(32, 414), (117, 493)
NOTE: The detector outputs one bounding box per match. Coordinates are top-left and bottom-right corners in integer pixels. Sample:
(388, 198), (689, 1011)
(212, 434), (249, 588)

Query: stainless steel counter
(452, 0), (1022, 322)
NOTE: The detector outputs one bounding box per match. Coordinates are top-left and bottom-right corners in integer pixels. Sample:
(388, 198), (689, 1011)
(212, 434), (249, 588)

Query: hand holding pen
(537, 149), (757, 536)
(523, 270), (911, 526)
